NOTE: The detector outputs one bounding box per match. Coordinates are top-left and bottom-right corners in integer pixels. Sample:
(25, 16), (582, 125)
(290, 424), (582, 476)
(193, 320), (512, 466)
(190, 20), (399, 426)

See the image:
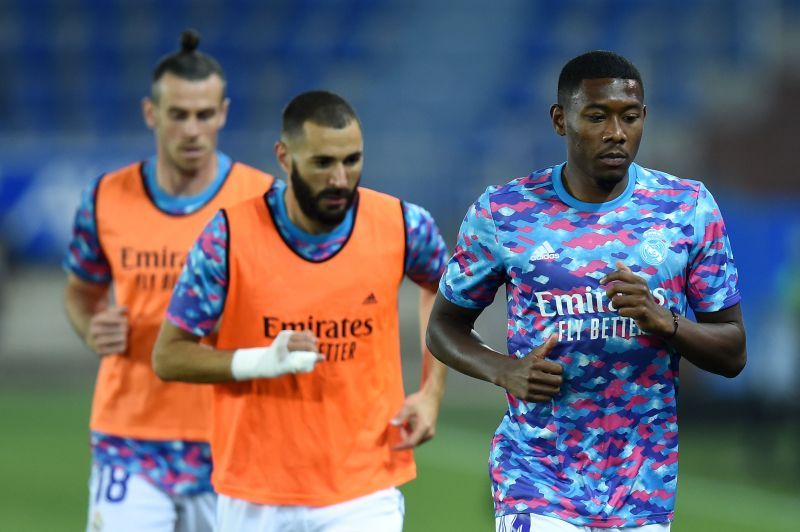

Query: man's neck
(283, 187), (333, 235)
(155, 153), (218, 197)
(561, 164), (629, 204)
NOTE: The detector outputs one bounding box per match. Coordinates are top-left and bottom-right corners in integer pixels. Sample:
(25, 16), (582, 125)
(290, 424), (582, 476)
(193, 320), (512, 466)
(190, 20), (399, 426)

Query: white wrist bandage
(231, 330), (320, 380)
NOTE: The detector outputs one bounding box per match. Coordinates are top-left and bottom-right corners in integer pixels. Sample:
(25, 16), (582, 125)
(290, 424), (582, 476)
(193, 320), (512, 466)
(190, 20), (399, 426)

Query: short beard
(290, 166), (359, 228)
(593, 173), (625, 192)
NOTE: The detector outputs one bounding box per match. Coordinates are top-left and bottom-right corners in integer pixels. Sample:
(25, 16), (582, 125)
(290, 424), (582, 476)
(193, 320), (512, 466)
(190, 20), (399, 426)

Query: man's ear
(218, 97), (230, 129)
(143, 97), (156, 129)
(275, 141), (291, 175)
(550, 104), (566, 137)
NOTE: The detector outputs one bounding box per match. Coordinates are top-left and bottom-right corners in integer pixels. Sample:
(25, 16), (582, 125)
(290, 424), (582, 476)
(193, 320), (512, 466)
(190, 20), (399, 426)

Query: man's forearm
(667, 315), (746, 377)
(418, 286), (447, 398)
(152, 325), (236, 383)
(420, 351), (447, 398)
(427, 317), (510, 386)
(64, 290), (92, 341)
(153, 323), (322, 383)
(64, 275), (110, 347)
(426, 294), (513, 387)
(65, 273), (130, 357)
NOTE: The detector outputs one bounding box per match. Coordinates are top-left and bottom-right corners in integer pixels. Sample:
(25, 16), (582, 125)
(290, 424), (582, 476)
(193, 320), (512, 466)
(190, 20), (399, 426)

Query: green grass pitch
(1, 388), (797, 531)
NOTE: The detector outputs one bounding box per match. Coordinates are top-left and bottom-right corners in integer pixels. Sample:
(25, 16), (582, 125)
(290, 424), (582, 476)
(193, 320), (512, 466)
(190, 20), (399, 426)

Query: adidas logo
(532, 241), (560, 261)
(362, 293), (378, 305)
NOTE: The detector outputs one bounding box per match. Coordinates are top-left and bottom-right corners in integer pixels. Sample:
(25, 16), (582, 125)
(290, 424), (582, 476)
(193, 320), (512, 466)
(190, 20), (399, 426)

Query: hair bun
(180, 29), (200, 53)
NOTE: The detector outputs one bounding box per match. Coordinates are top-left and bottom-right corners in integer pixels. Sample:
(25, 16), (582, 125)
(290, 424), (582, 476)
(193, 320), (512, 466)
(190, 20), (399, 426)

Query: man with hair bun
(427, 50), (746, 531)
(64, 29), (272, 531)
(153, 89), (449, 531)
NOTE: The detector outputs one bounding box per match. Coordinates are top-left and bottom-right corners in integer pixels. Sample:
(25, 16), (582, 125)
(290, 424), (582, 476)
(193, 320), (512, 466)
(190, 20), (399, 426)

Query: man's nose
(183, 117), (200, 137)
(603, 117), (626, 143)
(328, 163), (347, 187)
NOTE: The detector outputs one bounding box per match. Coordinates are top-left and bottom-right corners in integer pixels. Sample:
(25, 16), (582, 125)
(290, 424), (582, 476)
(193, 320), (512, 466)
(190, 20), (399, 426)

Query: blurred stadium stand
(1, 0), (799, 258)
(0, 0), (799, 407)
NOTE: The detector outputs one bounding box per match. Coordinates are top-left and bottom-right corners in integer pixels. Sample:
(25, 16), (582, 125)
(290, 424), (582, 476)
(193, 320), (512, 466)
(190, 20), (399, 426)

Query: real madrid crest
(639, 228), (669, 265)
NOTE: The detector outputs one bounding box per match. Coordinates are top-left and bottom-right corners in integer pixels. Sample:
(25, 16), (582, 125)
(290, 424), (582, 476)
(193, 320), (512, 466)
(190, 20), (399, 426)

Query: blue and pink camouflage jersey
(441, 162), (740, 527)
(167, 179), (447, 336)
(64, 153), (233, 282)
(91, 433), (213, 496)
(64, 153), (233, 495)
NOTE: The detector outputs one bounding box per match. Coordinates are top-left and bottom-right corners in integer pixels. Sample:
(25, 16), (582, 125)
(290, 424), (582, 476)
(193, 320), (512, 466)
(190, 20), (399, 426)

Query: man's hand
(496, 335), (562, 402)
(230, 330), (323, 380)
(86, 306), (128, 357)
(390, 388), (441, 450)
(602, 261), (673, 336)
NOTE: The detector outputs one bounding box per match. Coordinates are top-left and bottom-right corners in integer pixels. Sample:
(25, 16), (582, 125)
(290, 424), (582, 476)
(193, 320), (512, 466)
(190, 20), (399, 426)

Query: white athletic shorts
(496, 513), (671, 532)
(86, 463), (215, 532)
(216, 486), (405, 532)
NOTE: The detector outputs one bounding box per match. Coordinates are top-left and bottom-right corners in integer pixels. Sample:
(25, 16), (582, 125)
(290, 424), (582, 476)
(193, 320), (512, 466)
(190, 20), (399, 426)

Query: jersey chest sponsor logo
(534, 286), (669, 342)
(639, 228), (669, 265)
(534, 286), (668, 317)
(118, 246), (186, 292)
(263, 312), (375, 363)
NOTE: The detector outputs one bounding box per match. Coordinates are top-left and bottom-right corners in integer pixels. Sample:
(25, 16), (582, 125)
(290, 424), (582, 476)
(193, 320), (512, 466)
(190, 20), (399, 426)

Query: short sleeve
(687, 184), (741, 312)
(63, 175), (112, 284)
(439, 188), (506, 309)
(402, 202), (447, 289)
(166, 211), (230, 336)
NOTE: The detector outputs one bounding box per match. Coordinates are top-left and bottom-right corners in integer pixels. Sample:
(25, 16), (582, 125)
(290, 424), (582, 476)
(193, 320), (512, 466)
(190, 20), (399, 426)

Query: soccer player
(63, 30), (272, 532)
(426, 50), (746, 531)
(152, 90), (448, 531)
